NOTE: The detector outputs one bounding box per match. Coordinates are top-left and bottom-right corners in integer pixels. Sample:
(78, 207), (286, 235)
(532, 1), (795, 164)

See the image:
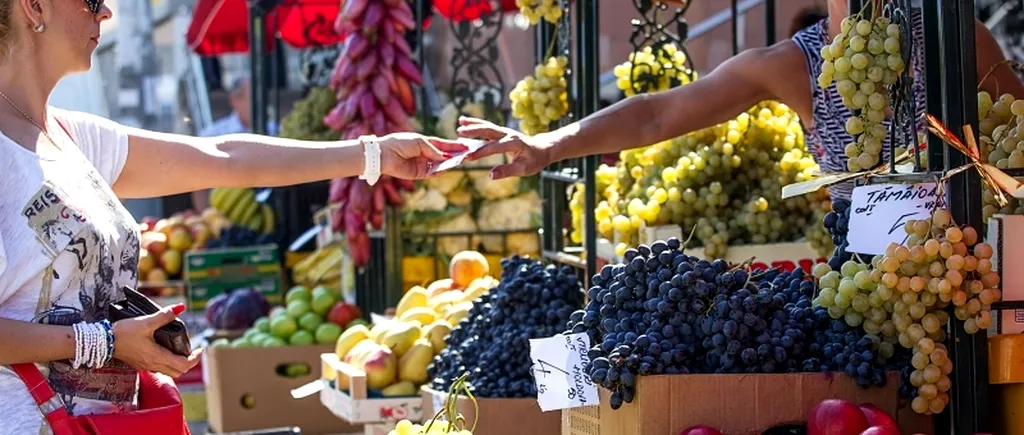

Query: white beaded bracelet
(358, 135), (382, 186)
(72, 321), (112, 369)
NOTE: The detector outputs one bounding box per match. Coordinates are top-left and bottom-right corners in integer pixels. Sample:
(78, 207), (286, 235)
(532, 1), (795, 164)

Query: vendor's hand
(456, 117), (554, 179)
(379, 133), (467, 179)
(112, 304), (201, 378)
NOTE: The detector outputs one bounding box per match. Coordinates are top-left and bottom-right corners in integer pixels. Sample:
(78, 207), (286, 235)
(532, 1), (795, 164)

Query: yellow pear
(381, 381), (417, 397)
(362, 346), (398, 390)
(396, 286), (429, 317)
(379, 321), (422, 357)
(446, 305), (471, 326)
(398, 338), (434, 384)
(397, 307), (436, 326)
(423, 320), (452, 355)
(369, 322), (391, 344)
(429, 291), (465, 316)
(334, 325), (370, 359)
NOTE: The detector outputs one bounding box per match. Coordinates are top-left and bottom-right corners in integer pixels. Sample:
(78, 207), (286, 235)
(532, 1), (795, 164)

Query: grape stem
(425, 372), (479, 433)
(978, 59), (1023, 95)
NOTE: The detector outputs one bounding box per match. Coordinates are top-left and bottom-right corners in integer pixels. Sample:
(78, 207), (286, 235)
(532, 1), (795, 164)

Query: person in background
(461, 0), (1024, 202)
(192, 76), (279, 210)
(790, 5), (829, 37)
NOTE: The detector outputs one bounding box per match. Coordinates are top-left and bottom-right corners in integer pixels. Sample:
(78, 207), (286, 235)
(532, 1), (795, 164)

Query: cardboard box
(204, 345), (361, 434)
(561, 373), (899, 435)
(319, 353), (425, 424)
(419, 386), (561, 435)
(597, 228), (827, 274)
(185, 245), (283, 310)
(988, 215), (1024, 333)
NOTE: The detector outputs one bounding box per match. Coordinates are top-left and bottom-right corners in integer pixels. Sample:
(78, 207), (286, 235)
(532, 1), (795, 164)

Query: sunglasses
(83, 0), (104, 14)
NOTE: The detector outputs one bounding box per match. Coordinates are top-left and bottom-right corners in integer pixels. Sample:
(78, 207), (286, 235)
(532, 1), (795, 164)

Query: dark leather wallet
(108, 286), (192, 357)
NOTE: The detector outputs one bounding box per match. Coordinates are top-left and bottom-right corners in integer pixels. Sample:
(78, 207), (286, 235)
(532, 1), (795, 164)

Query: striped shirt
(791, 9), (928, 200)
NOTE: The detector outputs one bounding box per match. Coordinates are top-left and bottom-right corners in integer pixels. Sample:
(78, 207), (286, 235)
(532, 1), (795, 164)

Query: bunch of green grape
(510, 56), (569, 135)
(515, 0), (562, 25)
(975, 90), (1024, 221)
(568, 101), (829, 259)
(817, 13), (906, 172)
(613, 43), (697, 97)
(280, 87), (342, 141)
(811, 208), (1000, 415)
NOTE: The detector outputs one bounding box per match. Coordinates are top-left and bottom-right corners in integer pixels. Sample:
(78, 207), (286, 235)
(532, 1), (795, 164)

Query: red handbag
(11, 363), (190, 435)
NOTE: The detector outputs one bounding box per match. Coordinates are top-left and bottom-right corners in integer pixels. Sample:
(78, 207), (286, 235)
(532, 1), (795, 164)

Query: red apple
(859, 426), (900, 435)
(679, 425), (723, 435)
(858, 403), (897, 429)
(808, 399), (869, 435)
(327, 302), (362, 327)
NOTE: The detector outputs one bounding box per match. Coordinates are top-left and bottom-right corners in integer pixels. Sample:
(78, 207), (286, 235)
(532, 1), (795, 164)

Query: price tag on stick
(847, 183), (942, 256)
(528, 333), (599, 412)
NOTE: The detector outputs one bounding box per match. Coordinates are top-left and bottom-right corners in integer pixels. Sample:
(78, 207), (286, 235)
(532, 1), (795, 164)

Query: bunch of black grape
(823, 199), (856, 270)
(803, 308), (900, 388)
(427, 255), (583, 398)
(569, 237), (839, 409)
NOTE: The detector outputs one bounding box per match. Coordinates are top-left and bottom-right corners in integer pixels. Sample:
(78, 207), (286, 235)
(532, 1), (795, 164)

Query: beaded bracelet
(100, 319), (114, 366)
(72, 321), (114, 369)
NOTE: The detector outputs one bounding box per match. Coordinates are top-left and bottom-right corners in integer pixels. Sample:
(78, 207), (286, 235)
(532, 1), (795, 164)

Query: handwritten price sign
(847, 183), (942, 255)
(528, 333), (598, 412)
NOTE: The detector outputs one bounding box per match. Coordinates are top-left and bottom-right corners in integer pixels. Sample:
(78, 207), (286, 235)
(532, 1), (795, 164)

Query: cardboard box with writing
(204, 345), (361, 434)
(186, 244), (284, 311)
(419, 386), (561, 435)
(987, 214), (1024, 333)
(561, 373), (907, 435)
(319, 353), (425, 424)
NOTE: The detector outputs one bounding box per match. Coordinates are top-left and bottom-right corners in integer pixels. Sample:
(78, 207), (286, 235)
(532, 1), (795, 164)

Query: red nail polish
(172, 304), (186, 315)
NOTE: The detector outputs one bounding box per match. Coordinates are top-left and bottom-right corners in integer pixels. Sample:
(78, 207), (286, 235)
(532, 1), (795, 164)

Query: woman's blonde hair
(0, 0), (16, 60)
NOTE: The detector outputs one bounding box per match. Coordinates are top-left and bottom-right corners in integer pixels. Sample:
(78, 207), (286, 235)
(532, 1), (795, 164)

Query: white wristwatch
(358, 135), (382, 186)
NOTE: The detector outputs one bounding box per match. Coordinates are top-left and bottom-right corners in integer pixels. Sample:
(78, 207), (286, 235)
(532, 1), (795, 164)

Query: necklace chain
(0, 90), (60, 150)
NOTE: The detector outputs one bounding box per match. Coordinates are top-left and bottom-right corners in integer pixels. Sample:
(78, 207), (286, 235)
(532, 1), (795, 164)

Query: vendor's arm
(975, 19), (1024, 99)
(113, 131), (465, 199)
(459, 42), (810, 178)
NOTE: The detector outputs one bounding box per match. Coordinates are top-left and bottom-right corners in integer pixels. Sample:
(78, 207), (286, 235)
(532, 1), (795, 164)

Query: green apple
(298, 312), (324, 332)
(269, 315), (298, 339)
(285, 285), (312, 305)
(286, 300), (312, 319)
(263, 336), (287, 347)
(289, 330), (315, 346)
(254, 317), (271, 333)
(310, 286), (337, 316)
(315, 323), (343, 345)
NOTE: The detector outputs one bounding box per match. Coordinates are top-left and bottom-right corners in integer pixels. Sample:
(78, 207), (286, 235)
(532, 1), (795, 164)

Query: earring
(33, 23), (44, 33)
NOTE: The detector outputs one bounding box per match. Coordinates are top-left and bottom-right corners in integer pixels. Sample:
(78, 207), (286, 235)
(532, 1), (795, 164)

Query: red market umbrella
(187, 0), (345, 56)
(432, 0), (517, 21)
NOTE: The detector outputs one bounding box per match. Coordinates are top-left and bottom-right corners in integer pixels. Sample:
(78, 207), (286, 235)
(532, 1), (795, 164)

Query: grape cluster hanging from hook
(817, 0), (908, 172)
(615, 0), (697, 97)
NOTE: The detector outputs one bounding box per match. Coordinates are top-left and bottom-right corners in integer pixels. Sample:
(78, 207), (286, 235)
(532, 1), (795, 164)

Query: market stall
(181, 0), (1024, 433)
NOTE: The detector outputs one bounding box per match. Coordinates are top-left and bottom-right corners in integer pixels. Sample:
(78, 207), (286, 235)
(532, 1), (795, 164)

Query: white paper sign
(848, 183), (942, 255)
(528, 332), (598, 412)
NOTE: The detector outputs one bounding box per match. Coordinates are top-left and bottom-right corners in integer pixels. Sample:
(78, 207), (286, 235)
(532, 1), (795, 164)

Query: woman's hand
(379, 133), (468, 179)
(112, 304), (202, 378)
(456, 117), (555, 179)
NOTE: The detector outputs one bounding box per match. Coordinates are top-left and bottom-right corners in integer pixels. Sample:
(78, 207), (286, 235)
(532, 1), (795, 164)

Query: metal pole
(248, 3), (268, 136)
(577, 0), (599, 279)
(925, 0), (988, 432)
(764, 0), (776, 45)
(731, 0), (739, 55)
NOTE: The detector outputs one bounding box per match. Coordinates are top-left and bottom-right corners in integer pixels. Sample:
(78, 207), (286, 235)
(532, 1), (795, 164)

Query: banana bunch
(209, 188), (276, 234)
(292, 245), (345, 289)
